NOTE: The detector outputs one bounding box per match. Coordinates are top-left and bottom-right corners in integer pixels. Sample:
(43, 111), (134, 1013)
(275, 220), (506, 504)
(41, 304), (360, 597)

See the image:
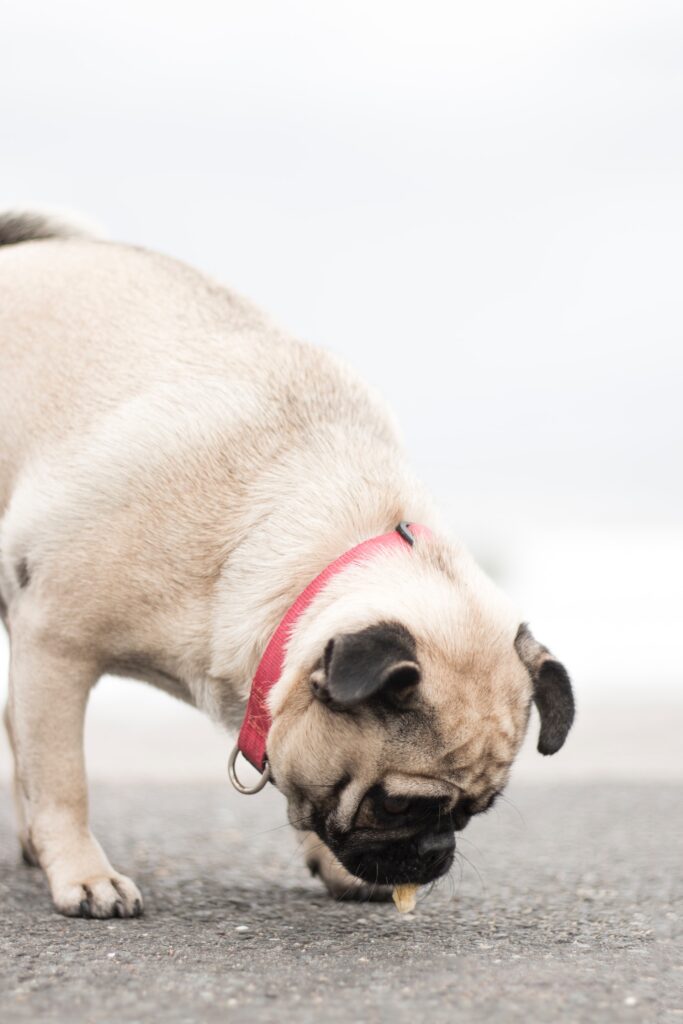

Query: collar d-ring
(228, 743), (271, 794)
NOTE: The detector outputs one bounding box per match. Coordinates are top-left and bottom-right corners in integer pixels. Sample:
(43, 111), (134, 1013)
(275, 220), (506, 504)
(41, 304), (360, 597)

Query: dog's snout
(336, 827), (455, 886)
(417, 830), (454, 856)
(320, 782), (456, 886)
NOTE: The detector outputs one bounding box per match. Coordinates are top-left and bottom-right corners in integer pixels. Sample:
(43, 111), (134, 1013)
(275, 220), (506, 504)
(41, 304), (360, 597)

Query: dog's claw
(52, 872), (143, 919)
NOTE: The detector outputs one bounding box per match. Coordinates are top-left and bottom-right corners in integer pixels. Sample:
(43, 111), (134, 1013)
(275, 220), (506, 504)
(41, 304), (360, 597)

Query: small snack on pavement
(392, 884), (419, 913)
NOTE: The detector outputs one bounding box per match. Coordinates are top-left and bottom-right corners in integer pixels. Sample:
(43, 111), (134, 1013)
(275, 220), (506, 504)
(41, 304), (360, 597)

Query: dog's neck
(203, 434), (439, 723)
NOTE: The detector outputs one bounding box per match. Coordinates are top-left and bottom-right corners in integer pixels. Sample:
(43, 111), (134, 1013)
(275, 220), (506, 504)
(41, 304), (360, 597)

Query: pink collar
(229, 522), (431, 791)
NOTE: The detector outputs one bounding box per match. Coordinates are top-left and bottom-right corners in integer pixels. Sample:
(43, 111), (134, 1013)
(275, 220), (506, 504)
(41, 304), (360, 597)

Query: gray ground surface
(1, 782), (681, 1024)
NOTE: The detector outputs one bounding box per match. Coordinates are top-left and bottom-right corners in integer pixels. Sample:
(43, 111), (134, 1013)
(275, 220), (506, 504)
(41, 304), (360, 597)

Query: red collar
(232, 522), (431, 786)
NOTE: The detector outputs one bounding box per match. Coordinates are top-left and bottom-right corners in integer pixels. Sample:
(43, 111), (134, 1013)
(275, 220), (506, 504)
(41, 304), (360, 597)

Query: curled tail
(0, 207), (102, 247)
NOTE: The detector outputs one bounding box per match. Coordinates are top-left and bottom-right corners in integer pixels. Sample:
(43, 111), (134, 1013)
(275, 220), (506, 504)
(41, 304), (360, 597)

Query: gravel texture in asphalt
(0, 781), (681, 1023)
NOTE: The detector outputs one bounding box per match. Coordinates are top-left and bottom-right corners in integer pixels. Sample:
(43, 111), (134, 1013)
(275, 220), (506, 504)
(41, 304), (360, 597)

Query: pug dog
(0, 209), (574, 919)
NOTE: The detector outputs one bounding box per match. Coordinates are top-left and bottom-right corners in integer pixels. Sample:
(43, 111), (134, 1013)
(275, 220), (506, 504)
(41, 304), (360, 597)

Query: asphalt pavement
(0, 781), (681, 1024)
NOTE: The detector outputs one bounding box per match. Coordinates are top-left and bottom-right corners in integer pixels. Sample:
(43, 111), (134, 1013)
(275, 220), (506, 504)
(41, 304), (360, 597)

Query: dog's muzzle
(326, 823), (456, 886)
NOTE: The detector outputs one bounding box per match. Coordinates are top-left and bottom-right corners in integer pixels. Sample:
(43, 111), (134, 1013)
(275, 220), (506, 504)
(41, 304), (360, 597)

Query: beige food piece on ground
(392, 884), (419, 913)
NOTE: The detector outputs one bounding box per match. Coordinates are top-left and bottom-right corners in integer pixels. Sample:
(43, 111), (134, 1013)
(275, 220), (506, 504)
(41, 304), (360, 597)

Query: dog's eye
(382, 795), (411, 815)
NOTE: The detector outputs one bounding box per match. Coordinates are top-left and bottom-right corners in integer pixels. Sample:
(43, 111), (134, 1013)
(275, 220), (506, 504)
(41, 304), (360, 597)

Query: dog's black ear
(311, 621), (421, 709)
(515, 624), (575, 755)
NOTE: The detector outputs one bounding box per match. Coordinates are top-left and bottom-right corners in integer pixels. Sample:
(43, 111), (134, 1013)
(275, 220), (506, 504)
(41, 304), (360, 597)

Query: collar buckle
(396, 521), (416, 545)
(228, 744), (271, 795)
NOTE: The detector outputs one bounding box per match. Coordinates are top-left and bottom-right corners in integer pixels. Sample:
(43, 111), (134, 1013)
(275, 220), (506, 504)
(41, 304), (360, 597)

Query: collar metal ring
(228, 743), (271, 794)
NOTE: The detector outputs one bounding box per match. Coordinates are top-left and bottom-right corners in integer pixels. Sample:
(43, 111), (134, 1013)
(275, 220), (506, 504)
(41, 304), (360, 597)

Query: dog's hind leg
(7, 612), (143, 918)
(3, 702), (39, 865)
(0, 590), (34, 863)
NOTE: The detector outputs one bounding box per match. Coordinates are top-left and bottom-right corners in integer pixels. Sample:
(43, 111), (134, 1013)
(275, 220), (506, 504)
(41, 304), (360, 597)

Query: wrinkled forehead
(323, 628), (532, 801)
(355, 692), (525, 808)
(409, 641), (533, 795)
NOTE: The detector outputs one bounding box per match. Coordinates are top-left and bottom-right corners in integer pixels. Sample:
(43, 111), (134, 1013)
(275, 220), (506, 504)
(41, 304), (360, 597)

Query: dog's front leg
(7, 621), (142, 918)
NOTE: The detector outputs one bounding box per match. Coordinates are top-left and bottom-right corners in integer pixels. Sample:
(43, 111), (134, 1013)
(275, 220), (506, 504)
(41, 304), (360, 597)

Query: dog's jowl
(0, 210), (574, 917)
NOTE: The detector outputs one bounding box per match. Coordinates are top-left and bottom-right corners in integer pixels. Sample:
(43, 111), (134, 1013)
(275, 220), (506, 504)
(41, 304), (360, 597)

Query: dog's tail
(0, 207), (103, 247)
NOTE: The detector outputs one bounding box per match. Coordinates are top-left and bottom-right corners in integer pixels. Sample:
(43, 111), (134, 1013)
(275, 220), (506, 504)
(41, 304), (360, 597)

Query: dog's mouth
(317, 821), (456, 886)
(294, 781), (457, 885)
(337, 832), (455, 886)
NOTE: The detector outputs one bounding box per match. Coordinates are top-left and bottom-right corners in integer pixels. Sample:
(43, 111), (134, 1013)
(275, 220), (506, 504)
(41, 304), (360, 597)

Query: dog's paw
(52, 872), (144, 919)
(306, 843), (393, 903)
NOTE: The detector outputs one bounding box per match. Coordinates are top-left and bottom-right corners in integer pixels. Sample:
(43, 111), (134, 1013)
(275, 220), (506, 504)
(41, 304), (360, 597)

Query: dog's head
(266, 535), (573, 887)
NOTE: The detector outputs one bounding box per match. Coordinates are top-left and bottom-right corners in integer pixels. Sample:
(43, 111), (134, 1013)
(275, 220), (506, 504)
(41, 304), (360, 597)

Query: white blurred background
(1, 0), (681, 782)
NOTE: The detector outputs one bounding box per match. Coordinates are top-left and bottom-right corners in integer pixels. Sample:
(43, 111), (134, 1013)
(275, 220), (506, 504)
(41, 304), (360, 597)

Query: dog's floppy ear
(311, 621), (421, 709)
(515, 623), (575, 755)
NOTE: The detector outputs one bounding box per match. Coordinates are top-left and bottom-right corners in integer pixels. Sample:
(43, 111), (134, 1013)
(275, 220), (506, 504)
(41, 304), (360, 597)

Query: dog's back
(0, 210), (399, 520)
(0, 212), (251, 504)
